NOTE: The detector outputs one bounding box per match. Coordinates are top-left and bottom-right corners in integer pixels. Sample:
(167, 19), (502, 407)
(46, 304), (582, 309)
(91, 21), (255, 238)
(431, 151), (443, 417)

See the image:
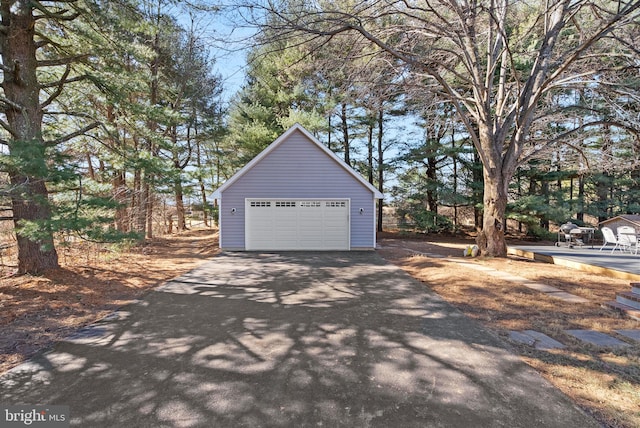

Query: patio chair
(617, 226), (639, 254)
(599, 227), (621, 253)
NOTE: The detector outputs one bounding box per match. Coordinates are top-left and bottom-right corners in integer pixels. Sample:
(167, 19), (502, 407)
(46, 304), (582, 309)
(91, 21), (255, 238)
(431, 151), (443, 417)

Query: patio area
(508, 243), (640, 281)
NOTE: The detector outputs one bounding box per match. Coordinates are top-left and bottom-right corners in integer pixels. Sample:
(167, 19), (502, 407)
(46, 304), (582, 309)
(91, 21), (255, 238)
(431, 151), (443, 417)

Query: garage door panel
(274, 220), (297, 232)
(323, 226), (346, 234)
(299, 215), (322, 224)
(324, 221), (347, 229)
(299, 211), (322, 220)
(246, 199), (349, 250)
(273, 240), (298, 250)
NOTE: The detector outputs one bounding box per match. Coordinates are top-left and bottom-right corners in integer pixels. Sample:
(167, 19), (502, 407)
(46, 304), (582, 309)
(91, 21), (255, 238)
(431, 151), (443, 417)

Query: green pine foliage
(225, 42), (327, 167)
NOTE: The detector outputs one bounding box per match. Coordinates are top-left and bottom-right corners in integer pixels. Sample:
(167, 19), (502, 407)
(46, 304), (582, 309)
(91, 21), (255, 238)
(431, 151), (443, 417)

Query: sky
(177, 5), (253, 102)
(212, 49), (247, 101)
(203, 9), (256, 102)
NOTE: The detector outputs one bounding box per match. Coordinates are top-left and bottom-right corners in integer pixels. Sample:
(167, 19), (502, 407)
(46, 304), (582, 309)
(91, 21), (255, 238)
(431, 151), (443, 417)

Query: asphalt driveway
(1, 252), (597, 427)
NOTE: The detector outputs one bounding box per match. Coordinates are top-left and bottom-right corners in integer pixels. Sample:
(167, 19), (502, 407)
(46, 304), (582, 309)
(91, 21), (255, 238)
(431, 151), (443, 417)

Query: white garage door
(245, 199), (350, 250)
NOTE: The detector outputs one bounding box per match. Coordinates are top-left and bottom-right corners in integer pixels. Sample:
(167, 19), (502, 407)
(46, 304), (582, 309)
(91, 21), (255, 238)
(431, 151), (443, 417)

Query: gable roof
(599, 215), (640, 228)
(213, 123), (384, 199)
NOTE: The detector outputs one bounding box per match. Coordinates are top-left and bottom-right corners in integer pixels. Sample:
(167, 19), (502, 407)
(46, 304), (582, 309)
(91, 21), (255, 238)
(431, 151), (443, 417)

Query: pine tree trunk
(10, 176), (59, 273)
(340, 103), (350, 166)
(113, 171), (128, 232)
(199, 180), (209, 227)
(175, 181), (187, 231)
(195, 140), (209, 227)
(595, 173), (611, 222)
(425, 157), (438, 212)
(540, 180), (550, 231)
(577, 175), (585, 222)
(452, 135), (458, 227)
(2, 2), (59, 273)
(136, 174), (148, 237)
(367, 123), (374, 184)
(145, 181), (153, 239)
(377, 109), (384, 233)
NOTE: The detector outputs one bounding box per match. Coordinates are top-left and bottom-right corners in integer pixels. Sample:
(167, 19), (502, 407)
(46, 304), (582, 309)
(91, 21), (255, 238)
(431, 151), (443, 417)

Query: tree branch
(534, 1), (640, 103)
(40, 64), (72, 109)
(32, 0), (80, 21)
(44, 111), (96, 119)
(522, 119), (640, 165)
(45, 122), (101, 147)
(0, 117), (16, 137)
(0, 96), (25, 112)
(34, 31), (62, 50)
(37, 54), (89, 67)
(39, 74), (86, 88)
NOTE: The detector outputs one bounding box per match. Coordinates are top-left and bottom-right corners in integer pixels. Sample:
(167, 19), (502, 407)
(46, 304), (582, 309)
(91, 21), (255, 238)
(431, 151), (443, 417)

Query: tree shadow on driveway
(0, 252), (597, 427)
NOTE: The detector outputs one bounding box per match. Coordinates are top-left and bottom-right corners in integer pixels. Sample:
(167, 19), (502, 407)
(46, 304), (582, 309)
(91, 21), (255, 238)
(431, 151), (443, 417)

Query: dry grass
(378, 234), (640, 428)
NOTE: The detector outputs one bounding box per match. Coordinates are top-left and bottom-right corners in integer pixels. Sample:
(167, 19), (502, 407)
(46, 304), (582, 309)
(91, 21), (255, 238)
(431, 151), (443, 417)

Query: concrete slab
(489, 271), (530, 282)
(1, 252), (598, 428)
(509, 331), (536, 346)
(565, 330), (630, 348)
(545, 291), (590, 303)
(604, 301), (640, 321)
(523, 330), (567, 350)
(615, 329), (640, 342)
(520, 282), (562, 293)
(509, 331), (566, 350)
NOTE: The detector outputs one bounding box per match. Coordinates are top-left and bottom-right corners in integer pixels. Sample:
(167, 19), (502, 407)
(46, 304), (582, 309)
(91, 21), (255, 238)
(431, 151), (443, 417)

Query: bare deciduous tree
(246, 0), (640, 256)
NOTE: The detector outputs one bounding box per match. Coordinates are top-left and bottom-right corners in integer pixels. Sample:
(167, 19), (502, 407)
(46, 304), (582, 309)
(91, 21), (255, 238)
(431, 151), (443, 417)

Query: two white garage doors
(245, 199), (350, 250)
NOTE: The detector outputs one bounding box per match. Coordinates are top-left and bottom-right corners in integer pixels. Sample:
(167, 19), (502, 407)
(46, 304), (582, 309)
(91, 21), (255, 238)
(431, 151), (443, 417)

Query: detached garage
(213, 124), (383, 251)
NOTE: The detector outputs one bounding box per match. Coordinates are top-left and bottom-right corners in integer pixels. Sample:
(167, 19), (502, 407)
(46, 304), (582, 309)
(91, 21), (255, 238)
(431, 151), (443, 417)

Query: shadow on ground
(0, 252), (595, 427)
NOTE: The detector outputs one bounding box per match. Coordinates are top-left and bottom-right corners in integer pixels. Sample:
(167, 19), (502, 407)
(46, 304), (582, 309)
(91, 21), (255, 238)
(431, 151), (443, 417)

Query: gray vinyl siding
(219, 129), (376, 249)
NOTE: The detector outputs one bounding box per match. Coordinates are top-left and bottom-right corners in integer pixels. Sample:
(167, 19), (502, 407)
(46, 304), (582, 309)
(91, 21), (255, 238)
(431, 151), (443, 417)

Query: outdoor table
(618, 231), (639, 255)
(571, 227), (595, 248)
